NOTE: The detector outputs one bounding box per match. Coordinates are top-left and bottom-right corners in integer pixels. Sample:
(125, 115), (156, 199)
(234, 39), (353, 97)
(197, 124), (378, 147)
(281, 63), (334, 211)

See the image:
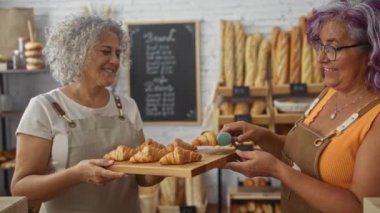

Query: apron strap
(335, 95), (380, 134)
(113, 95), (125, 120)
(44, 94), (76, 128)
(304, 87), (329, 116)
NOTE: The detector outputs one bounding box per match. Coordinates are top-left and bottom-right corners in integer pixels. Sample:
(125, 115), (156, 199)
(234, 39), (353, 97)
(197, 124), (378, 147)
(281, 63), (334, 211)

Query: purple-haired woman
(222, 0), (380, 212)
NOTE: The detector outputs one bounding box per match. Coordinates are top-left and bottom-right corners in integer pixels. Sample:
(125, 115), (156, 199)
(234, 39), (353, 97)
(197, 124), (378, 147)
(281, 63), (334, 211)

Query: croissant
(103, 145), (136, 161)
(191, 131), (216, 146)
(159, 147), (202, 165)
(173, 138), (197, 150)
(129, 146), (166, 163)
(136, 138), (166, 152)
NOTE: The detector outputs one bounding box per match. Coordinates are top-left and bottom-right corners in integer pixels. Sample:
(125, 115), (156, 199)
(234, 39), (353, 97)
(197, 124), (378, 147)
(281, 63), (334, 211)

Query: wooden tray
(108, 150), (237, 178)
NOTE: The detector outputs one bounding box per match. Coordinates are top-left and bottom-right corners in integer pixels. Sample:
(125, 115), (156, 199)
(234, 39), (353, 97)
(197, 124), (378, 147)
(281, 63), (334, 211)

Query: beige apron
(40, 95), (140, 213)
(281, 89), (380, 213)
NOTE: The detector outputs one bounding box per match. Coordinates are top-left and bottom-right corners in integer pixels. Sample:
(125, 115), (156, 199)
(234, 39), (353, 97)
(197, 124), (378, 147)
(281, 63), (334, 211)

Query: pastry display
(104, 138), (202, 165)
(24, 41), (44, 71)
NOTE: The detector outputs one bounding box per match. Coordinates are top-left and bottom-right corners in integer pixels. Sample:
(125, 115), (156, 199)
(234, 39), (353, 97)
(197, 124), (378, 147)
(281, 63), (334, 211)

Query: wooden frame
(126, 20), (201, 125)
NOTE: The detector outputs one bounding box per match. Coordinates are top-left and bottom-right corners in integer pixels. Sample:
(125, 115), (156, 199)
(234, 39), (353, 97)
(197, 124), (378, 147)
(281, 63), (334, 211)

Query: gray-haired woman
(11, 15), (163, 213)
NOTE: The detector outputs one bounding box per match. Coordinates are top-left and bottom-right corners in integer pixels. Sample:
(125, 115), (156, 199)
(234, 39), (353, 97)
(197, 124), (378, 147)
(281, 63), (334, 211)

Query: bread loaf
(250, 99), (266, 115)
(244, 33), (263, 87)
(219, 20), (226, 86)
(313, 49), (322, 83)
(289, 26), (302, 83)
(244, 36), (255, 87)
(276, 31), (290, 85)
(255, 39), (270, 87)
(271, 27), (281, 83)
(234, 21), (246, 86)
(219, 101), (234, 115)
(224, 22), (235, 87)
(301, 33), (313, 84)
(234, 101), (250, 115)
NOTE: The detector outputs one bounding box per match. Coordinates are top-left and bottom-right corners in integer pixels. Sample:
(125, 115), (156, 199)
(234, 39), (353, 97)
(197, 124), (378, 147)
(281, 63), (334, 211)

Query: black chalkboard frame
(126, 20), (201, 125)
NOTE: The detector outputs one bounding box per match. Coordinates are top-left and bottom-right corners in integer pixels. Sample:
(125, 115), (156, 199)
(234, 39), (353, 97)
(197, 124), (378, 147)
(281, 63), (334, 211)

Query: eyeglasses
(313, 43), (369, 61)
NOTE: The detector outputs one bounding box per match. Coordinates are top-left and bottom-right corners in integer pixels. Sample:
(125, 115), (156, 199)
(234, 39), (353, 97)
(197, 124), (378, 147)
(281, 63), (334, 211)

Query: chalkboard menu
(128, 21), (200, 124)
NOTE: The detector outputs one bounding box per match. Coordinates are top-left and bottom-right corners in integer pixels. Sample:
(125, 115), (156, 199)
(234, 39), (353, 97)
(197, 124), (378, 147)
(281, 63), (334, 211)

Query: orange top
(304, 88), (380, 189)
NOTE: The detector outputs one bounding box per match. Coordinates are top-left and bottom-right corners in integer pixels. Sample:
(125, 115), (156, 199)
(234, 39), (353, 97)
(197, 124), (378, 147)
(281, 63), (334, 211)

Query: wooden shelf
(274, 108), (302, 124)
(228, 187), (281, 201)
(272, 83), (325, 95)
(218, 114), (270, 126)
(0, 111), (23, 118)
(217, 86), (269, 97)
(0, 69), (47, 74)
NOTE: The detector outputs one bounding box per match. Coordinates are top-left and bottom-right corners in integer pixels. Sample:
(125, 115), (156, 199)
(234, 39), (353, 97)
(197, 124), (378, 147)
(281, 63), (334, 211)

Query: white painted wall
(0, 0), (328, 205)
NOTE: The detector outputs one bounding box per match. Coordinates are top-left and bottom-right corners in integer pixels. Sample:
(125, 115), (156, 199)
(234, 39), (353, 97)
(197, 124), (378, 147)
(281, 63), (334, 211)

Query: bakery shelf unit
(227, 187), (281, 213)
(0, 69), (47, 195)
(216, 83), (325, 129)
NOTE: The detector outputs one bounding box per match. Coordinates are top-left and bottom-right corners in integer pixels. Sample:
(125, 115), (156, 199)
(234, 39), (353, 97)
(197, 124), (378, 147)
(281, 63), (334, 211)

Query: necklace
(330, 92), (368, 120)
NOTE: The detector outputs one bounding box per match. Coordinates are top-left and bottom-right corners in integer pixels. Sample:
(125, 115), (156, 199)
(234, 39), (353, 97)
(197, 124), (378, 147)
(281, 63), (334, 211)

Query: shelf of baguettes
(217, 86), (269, 97)
(272, 83), (325, 95)
(274, 107), (302, 124)
(227, 187), (281, 201)
(218, 108), (271, 126)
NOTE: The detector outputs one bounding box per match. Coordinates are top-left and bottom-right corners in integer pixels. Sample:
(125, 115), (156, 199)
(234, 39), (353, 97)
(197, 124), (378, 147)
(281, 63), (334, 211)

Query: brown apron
(281, 89), (380, 213)
(40, 95), (141, 213)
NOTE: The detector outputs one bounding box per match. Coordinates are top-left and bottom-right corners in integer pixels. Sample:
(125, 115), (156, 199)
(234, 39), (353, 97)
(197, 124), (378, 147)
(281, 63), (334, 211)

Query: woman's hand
(221, 121), (268, 143)
(221, 121), (286, 159)
(224, 150), (282, 178)
(73, 159), (127, 186)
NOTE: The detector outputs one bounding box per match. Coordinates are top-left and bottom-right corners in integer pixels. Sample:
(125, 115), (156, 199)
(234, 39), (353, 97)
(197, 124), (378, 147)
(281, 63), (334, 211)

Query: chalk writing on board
(129, 22), (199, 123)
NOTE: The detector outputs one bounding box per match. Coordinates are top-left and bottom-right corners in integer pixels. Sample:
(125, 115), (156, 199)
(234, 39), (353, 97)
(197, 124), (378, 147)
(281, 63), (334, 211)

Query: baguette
(234, 21), (246, 86)
(271, 27), (281, 84)
(255, 39), (270, 87)
(276, 31), (290, 85)
(289, 26), (302, 83)
(224, 21), (235, 87)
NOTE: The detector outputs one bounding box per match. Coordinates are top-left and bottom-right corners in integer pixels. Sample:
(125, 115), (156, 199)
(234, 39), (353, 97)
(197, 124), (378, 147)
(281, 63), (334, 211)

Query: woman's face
(81, 31), (121, 88)
(318, 19), (370, 92)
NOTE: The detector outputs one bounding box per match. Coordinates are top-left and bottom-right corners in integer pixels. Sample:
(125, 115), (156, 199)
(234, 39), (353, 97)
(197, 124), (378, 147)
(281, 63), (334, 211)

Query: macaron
(216, 132), (233, 146)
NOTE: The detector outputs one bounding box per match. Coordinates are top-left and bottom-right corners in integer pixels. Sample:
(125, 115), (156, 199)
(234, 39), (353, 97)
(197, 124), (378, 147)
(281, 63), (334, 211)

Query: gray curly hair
(43, 15), (130, 85)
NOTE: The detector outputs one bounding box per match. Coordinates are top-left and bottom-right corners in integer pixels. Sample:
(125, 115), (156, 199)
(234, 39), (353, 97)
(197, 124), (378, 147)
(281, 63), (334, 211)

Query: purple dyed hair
(307, 0), (380, 90)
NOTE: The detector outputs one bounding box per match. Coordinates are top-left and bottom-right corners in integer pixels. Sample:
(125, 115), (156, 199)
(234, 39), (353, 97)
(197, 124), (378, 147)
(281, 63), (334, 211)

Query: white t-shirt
(17, 87), (143, 144)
